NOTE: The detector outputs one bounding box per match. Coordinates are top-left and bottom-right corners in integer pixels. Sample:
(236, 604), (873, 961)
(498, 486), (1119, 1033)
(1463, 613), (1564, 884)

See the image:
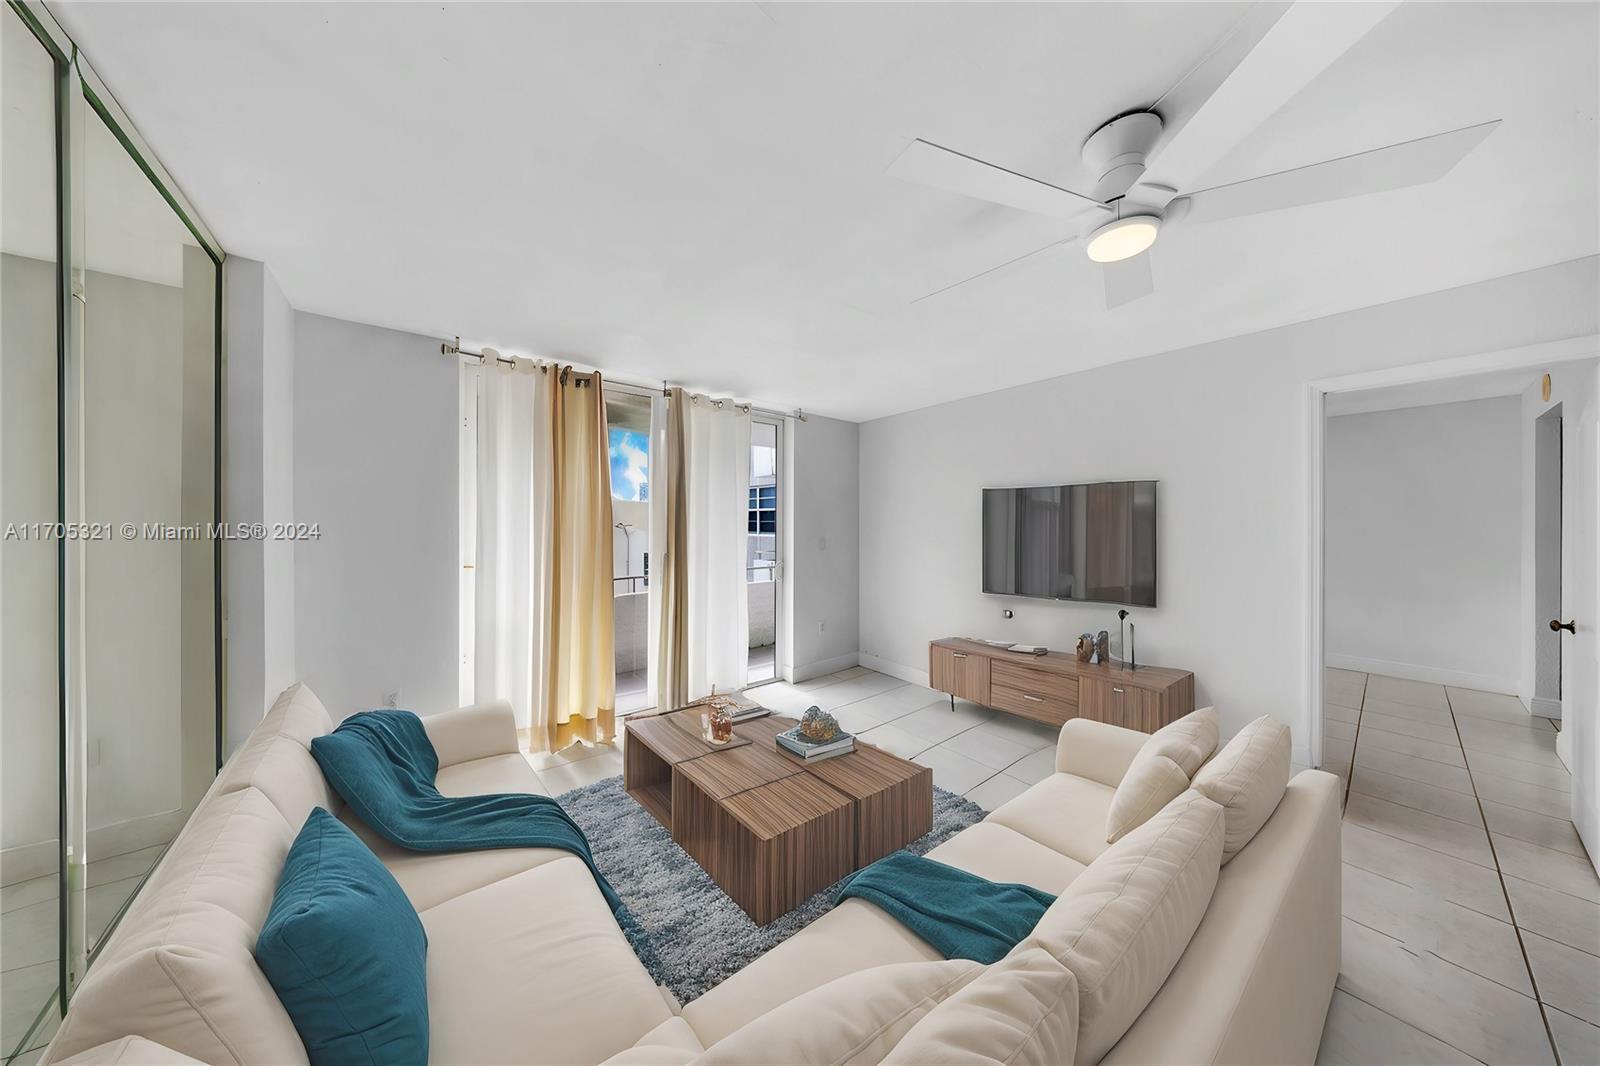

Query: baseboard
(790, 651), (860, 684)
(859, 652), (930, 689)
(1324, 654), (1518, 696)
(1, 808), (187, 887)
(1531, 696), (1562, 719)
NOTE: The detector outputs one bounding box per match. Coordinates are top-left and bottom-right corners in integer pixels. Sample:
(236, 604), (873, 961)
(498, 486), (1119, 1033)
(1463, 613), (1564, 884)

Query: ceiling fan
(889, 1), (1499, 309)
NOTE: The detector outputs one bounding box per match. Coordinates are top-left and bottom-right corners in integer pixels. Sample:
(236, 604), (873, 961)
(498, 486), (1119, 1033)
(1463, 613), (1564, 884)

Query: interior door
(1567, 384), (1599, 870)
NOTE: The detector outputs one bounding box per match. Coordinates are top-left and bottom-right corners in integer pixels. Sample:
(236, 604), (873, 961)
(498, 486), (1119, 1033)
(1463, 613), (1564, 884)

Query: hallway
(1317, 669), (1599, 1065)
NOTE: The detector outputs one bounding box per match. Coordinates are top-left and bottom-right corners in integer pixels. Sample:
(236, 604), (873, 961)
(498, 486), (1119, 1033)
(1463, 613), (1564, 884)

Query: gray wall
(785, 413), (860, 679)
(224, 256), (298, 752)
(1324, 397), (1522, 691)
(293, 312), (459, 717)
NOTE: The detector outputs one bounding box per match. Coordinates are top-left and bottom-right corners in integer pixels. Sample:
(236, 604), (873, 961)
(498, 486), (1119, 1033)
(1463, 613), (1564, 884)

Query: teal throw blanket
(836, 852), (1055, 964)
(311, 710), (621, 912)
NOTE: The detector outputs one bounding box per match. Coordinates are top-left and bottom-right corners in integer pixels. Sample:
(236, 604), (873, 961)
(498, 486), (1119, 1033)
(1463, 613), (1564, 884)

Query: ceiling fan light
(1085, 216), (1160, 263)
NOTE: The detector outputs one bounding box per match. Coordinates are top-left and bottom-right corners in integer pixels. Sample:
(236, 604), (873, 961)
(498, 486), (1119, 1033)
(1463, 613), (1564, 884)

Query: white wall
(224, 256), (297, 753)
(858, 257), (1598, 762)
(1323, 398), (1522, 692)
(293, 312), (458, 718)
(785, 413), (860, 680)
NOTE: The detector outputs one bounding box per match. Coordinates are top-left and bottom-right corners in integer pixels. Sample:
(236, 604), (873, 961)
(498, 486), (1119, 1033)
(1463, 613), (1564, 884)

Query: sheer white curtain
(685, 397), (751, 698)
(472, 361), (552, 732)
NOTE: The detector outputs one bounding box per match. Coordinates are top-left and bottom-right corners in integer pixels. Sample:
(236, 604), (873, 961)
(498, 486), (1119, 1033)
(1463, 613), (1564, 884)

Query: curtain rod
(441, 337), (806, 422)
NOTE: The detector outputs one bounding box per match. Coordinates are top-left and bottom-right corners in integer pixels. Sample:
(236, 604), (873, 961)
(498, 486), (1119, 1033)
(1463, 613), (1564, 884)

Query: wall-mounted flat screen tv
(982, 481), (1157, 606)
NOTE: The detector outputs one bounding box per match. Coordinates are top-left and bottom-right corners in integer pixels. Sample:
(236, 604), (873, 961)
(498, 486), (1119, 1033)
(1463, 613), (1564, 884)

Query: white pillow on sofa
(1104, 708), (1219, 843)
(1026, 789), (1225, 1065)
(1191, 714), (1291, 862)
(883, 948), (1078, 1066)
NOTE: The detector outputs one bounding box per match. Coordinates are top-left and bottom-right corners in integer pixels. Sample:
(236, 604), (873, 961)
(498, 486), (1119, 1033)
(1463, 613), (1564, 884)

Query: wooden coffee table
(624, 709), (933, 924)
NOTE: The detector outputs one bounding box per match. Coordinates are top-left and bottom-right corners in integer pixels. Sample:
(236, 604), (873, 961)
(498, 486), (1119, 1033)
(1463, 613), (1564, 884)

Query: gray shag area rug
(557, 773), (984, 1005)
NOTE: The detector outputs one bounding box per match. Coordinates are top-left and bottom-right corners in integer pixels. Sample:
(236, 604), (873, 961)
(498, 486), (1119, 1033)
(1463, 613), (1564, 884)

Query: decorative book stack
(775, 725), (855, 762)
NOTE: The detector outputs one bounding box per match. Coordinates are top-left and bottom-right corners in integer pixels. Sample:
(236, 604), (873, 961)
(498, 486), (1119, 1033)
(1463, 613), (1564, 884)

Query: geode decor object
(799, 706), (841, 743)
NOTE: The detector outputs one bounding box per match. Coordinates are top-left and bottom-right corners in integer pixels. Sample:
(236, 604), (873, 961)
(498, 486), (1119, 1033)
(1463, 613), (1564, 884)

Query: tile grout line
(1335, 988), (1495, 1066)
(1441, 685), (1564, 1066)
(1339, 673), (1367, 809)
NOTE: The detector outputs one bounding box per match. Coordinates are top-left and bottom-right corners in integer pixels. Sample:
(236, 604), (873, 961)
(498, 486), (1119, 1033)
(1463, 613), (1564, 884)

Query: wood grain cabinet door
(929, 645), (991, 704)
(1079, 679), (1165, 733)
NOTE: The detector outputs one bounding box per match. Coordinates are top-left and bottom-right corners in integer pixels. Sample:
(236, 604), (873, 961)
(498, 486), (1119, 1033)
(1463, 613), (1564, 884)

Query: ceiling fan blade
(888, 139), (1112, 221)
(1147, 3), (1292, 160)
(1139, 0), (1400, 196)
(1180, 121), (1500, 225)
(1103, 254), (1155, 310)
(910, 235), (1078, 305)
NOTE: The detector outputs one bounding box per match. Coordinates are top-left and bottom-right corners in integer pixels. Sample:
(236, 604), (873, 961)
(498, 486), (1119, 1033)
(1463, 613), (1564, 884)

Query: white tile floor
(1318, 669), (1600, 1066)
(517, 665), (1058, 806)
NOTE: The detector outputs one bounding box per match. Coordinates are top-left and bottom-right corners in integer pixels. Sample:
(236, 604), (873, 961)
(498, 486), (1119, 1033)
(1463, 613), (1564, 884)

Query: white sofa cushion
(600, 1019), (704, 1066)
(1191, 715), (1291, 862)
(680, 898), (943, 1046)
(49, 1036), (208, 1065)
(214, 682), (339, 827)
(1103, 708), (1220, 843)
(924, 821), (1087, 895)
(46, 788), (308, 1066)
(884, 948), (1079, 1066)
(1053, 718), (1150, 787)
(984, 773), (1118, 866)
(1024, 789), (1225, 1065)
(697, 959), (981, 1065)
(339, 751), (573, 911)
(421, 698), (519, 767)
(1102, 772), (1342, 1066)
(420, 856), (673, 1065)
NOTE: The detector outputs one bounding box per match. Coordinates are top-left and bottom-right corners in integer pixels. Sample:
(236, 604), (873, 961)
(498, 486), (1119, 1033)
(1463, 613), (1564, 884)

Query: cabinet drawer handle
(1022, 694), (1044, 703)
(952, 652), (967, 659)
(1112, 687), (1125, 694)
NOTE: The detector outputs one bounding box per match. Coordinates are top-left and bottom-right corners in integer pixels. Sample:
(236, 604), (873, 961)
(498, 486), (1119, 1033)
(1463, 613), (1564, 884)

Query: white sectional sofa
(45, 683), (1341, 1065)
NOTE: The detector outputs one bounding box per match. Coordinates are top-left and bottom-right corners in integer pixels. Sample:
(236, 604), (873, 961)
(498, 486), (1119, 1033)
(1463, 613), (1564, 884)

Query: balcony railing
(613, 563), (776, 596)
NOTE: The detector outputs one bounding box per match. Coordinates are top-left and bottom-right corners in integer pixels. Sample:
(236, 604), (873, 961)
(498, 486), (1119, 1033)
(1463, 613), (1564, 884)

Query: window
(748, 484), (776, 533)
(609, 426), (650, 502)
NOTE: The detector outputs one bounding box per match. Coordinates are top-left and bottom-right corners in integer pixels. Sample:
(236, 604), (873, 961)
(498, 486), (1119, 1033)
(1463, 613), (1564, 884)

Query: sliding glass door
(1, 5), (223, 1058)
(747, 419), (781, 685)
(606, 389), (653, 713)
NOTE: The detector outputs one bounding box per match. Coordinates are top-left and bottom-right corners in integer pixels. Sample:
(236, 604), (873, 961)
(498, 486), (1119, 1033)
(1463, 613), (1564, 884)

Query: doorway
(605, 388), (654, 714)
(746, 419), (781, 686)
(1307, 353), (1600, 1060)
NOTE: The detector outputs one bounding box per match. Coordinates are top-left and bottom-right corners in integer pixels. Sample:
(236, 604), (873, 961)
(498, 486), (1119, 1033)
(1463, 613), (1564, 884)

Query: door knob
(1551, 619), (1577, 634)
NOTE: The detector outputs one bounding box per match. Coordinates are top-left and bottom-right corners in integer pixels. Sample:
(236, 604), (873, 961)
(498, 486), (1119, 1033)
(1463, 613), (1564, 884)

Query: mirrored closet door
(1, 6), (223, 1061)
(2, 5), (65, 1060)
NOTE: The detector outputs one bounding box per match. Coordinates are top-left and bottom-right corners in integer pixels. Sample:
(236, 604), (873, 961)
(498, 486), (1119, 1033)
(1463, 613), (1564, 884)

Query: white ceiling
(50, 2), (1600, 421)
